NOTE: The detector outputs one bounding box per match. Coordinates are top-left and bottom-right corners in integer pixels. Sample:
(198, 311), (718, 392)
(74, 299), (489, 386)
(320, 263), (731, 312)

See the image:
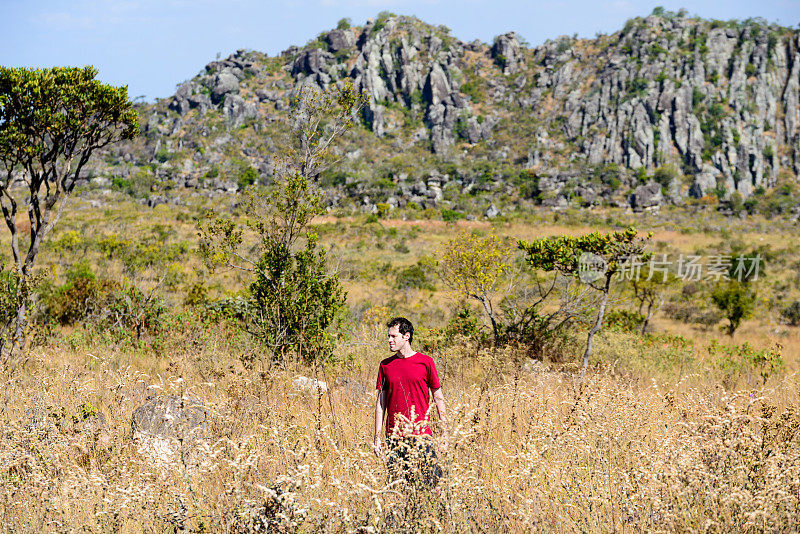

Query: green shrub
(443, 307), (484, 343)
(154, 148), (171, 163)
(372, 11), (394, 33)
(41, 262), (112, 325)
(237, 165), (259, 190)
(111, 177), (131, 190)
(692, 87), (705, 110)
(460, 81), (484, 103)
(605, 309), (645, 332)
(627, 78), (648, 97)
(707, 339), (784, 386)
(395, 258), (437, 291)
(102, 283), (166, 339)
(249, 236), (345, 362)
(393, 242), (410, 254)
(781, 301), (800, 326)
(441, 209), (464, 222)
(653, 164), (680, 190)
(184, 282), (208, 307)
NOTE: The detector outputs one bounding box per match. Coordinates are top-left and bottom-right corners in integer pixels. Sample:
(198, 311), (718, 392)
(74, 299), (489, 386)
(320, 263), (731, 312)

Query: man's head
(387, 317), (413, 353)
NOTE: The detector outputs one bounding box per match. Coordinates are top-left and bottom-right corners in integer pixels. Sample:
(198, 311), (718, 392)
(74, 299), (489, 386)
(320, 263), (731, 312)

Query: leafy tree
(519, 227), (651, 369)
(0, 66), (138, 364)
(199, 81), (365, 366)
(709, 248), (762, 337)
(437, 233), (514, 344)
(711, 281), (755, 336)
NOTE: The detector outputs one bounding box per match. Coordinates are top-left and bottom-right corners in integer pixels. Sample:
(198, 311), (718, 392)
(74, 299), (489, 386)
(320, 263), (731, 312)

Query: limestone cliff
(94, 11), (800, 213)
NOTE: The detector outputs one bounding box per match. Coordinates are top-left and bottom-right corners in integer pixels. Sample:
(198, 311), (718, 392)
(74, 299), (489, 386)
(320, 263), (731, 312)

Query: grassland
(1, 192), (799, 532)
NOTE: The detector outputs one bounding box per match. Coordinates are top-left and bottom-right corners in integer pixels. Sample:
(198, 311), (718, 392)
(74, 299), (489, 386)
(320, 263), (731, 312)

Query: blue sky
(2, 0), (799, 102)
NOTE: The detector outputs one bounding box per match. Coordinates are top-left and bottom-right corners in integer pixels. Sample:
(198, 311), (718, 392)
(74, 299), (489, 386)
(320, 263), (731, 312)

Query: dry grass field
(1, 196), (799, 532)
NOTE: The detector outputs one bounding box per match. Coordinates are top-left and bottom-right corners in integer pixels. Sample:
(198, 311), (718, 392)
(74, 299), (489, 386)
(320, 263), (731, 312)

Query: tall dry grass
(0, 201), (798, 531)
(1, 323), (799, 533)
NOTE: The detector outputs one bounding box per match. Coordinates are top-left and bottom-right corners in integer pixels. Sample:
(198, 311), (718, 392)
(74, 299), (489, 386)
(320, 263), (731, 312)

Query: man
(373, 317), (448, 487)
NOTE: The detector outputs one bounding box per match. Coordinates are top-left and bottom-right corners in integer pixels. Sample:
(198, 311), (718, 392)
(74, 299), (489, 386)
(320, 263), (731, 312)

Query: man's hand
(373, 436), (383, 457)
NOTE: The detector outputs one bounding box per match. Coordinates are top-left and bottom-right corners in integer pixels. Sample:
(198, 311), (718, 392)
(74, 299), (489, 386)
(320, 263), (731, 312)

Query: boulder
(188, 93), (212, 113)
(131, 395), (209, 467)
(411, 127), (429, 143)
(169, 96), (190, 115)
(423, 64), (451, 107)
(485, 204), (501, 218)
(465, 117), (483, 143)
(365, 104), (386, 137)
(466, 39), (484, 52)
(292, 376), (328, 395)
(629, 182), (663, 211)
(210, 71), (239, 104)
(292, 48), (334, 77)
(147, 194), (168, 208)
(326, 29), (356, 52)
(492, 32), (521, 74)
(689, 165), (719, 198)
(222, 94), (257, 128)
(255, 89), (280, 102)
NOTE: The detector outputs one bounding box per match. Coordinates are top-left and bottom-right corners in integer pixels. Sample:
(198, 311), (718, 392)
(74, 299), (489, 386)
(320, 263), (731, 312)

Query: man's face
(387, 325), (409, 352)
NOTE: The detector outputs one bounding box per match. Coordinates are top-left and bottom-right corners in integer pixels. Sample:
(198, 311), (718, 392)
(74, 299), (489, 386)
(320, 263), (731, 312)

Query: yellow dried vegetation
(1, 324), (799, 532)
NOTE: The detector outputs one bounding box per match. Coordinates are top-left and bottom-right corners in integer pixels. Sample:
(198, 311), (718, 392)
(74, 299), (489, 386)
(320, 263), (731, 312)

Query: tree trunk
(582, 274), (612, 369)
(481, 298), (500, 345)
(641, 299), (653, 335)
(9, 295), (26, 361)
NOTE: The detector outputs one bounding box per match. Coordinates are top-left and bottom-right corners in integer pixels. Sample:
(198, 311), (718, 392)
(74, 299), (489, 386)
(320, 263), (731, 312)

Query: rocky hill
(90, 10), (800, 216)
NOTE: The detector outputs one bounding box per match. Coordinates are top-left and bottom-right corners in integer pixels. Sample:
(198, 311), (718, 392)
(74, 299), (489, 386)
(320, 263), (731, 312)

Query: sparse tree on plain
(437, 233), (514, 344)
(0, 66), (138, 365)
(199, 81), (365, 366)
(519, 227), (651, 369)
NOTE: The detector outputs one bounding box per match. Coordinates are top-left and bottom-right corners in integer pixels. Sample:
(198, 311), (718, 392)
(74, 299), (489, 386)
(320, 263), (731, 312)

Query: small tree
(199, 81), (364, 366)
(710, 250), (761, 337)
(631, 273), (675, 334)
(0, 66), (138, 362)
(519, 227), (651, 369)
(711, 281), (755, 336)
(437, 233), (514, 344)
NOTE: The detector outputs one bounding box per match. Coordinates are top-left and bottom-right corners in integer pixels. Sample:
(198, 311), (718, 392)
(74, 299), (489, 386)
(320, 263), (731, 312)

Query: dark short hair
(387, 317), (413, 343)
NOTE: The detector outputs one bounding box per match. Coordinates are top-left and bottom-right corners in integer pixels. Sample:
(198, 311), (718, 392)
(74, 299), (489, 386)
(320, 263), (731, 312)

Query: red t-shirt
(376, 352), (441, 436)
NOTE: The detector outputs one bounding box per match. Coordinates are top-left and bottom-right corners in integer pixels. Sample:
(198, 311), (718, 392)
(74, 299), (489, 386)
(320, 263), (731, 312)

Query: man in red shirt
(373, 317), (448, 486)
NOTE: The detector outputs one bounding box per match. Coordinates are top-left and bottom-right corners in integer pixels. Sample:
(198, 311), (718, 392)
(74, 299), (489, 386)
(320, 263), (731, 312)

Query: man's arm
(373, 389), (387, 456)
(431, 387), (449, 450)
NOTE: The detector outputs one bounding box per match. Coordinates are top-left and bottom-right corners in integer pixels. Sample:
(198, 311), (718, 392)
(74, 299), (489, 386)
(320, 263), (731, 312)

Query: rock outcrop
(132, 395), (209, 468)
(99, 12), (800, 211)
